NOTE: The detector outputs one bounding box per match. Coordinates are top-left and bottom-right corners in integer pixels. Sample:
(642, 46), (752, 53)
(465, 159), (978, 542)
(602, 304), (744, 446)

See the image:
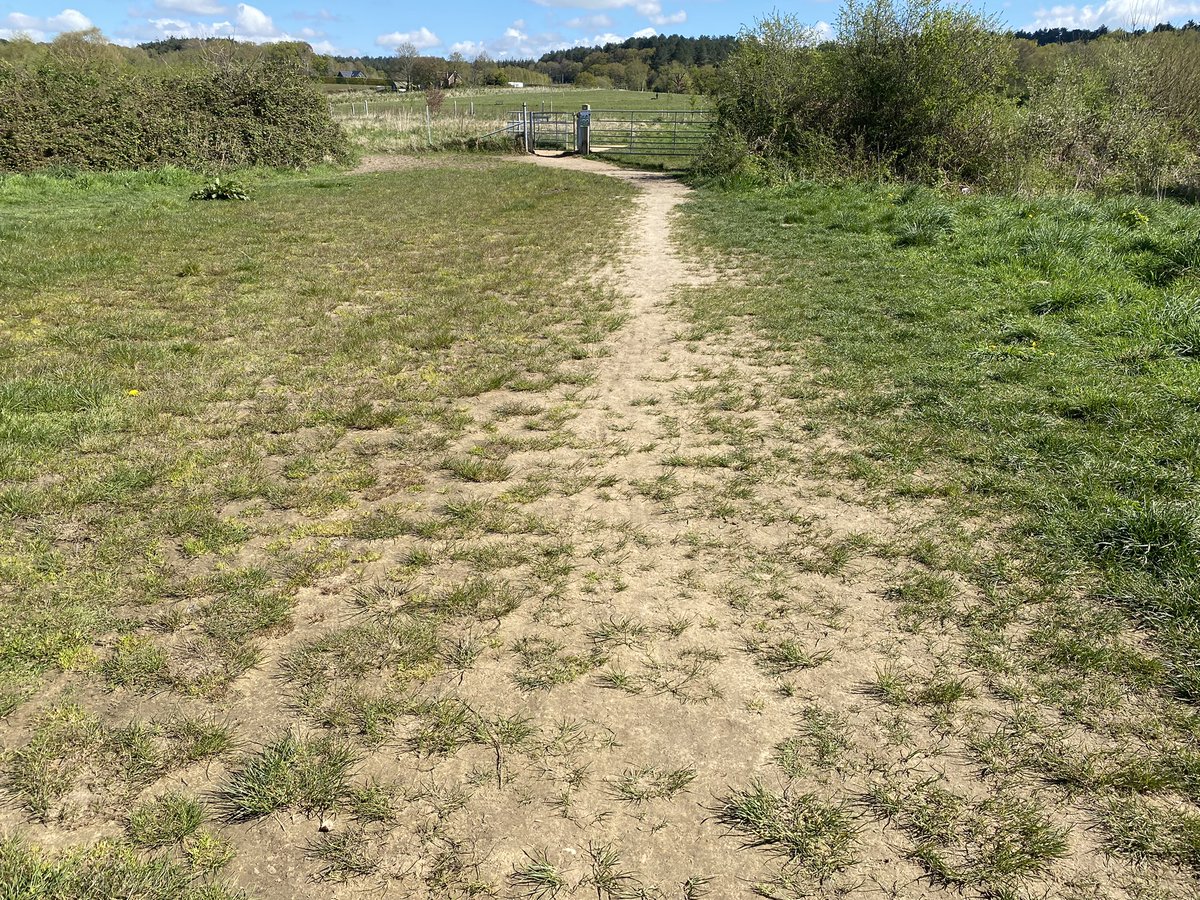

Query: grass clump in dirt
(221, 733), (357, 821)
(715, 782), (860, 883)
(870, 781), (1069, 895)
(776, 705), (853, 776)
(128, 791), (206, 848)
(610, 765), (698, 803)
(0, 833), (246, 900)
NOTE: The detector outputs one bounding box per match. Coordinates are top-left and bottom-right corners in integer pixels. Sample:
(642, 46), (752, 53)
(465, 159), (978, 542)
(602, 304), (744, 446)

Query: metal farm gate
(492, 104), (715, 160)
(585, 109), (716, 158)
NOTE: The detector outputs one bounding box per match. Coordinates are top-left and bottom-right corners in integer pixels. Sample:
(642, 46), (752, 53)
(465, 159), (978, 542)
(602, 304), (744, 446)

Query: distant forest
(1013, 20), (1199, 44)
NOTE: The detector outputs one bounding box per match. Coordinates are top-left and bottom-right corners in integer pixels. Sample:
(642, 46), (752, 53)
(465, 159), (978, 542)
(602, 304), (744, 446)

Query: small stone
(319, 816), (334, 833)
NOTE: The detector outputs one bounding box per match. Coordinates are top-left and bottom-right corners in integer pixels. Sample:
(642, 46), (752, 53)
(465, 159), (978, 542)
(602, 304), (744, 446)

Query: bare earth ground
(4, 154), (1189, 899)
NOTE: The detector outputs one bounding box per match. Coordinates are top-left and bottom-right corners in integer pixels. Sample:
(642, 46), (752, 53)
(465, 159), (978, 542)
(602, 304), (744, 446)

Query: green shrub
(1018, 43), (1198, 196)
(703, 0), (1199, 193)
(830, 0), (1015, 181)
(0, 57), (350, 173)
(190, 178), (252, 201)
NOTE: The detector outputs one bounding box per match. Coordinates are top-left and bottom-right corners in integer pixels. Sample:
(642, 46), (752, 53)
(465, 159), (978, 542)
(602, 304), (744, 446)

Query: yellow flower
(127, 389), (140, 396)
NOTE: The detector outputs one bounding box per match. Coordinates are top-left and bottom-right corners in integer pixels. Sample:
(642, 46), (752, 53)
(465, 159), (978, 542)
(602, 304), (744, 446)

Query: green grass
(715, 782), (860, 884)
(0, 161), (630, 709)
(869, 781), (1069, 895)
(0, 834), (246, 900)
(680, 177), (1200, 889)
(680, 181), (1200, 697)
(127, 791), (206, 848)
(328, 87), (705, 119)
(220, 732), (357, 821)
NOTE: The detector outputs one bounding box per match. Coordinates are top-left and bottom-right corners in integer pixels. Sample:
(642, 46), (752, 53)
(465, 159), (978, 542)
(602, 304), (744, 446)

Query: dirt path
(333, 155), (940, 894)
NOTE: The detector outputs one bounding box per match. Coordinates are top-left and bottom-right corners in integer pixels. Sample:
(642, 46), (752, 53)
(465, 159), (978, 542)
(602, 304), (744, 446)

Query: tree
(447, 50), (466, 85)
(625, 59), (650, 90)
(395, 41), (418, 90)
(658, 61), (693, 93)
(470, 51), (496, 87)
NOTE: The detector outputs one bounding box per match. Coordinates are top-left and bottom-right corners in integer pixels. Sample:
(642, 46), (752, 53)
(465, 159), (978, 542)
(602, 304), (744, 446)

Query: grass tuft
(221, 733), (357, 821)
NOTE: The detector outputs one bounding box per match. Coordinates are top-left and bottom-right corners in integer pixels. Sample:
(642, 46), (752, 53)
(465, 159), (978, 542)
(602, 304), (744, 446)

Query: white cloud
(566, 14), (614, 28)
(235, 3), (276, 36)
(155, 0), (227, 14)
(374, 26), (441, 49)
(1, 7), (93, 40)
(1026, 0), (1200, 27)
(448, 21), (669, 60)
(649, 9), (685, 24)
(449, 39), (486, 56)
(132, 3), (283, 40)
(533, 0), (687, 28)
(142, 16), (232, 38)
(119, 6), (349, 50)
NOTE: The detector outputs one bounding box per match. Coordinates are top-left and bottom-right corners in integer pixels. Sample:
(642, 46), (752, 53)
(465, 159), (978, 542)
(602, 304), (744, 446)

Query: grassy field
(328, 87), (706, 157)
(4, 150), (1200, 899)
(0, 160), (635, 897)
(679, 178), (1200, 883)
(326, 87), (705, 119)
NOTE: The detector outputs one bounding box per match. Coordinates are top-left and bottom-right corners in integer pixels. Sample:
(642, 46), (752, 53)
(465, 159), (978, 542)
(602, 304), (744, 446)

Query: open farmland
(324, 87), (706, 117)
(328, 88), (707, 157)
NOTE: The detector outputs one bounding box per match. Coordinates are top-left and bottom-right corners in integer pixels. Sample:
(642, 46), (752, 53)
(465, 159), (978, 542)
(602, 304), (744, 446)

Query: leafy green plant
(190, 178), (252, 202)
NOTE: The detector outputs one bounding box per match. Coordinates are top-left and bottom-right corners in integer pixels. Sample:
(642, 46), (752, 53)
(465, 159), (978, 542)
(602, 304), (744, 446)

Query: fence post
(425, 105), (432, 147)
(577, 105), (590, 156)
(364, 98), (369, 115)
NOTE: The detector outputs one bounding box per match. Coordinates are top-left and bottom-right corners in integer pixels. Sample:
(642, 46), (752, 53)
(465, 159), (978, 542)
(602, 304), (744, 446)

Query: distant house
(507, 81), (525, 88)
(443, 71), (461, 88)
(390, 81), (406, 92)
(336, 70), (367, 79)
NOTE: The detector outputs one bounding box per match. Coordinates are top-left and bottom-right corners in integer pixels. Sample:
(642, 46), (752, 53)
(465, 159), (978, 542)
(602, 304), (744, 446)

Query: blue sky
(2, 0), (1199, 58)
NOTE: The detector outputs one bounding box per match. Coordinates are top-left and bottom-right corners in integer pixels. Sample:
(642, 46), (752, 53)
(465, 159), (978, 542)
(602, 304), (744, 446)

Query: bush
(830, 0), (1016, 181)
(0, 56), (350, 173)
(190, 178), (252, 201)
(708, 2), (1016, 183)
(1019, 43), (1198, 195)
(703, 0), (1200, 193)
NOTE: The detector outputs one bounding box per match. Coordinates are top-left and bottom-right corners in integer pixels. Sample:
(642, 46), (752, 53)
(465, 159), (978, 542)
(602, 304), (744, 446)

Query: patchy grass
(0, 833), (245, 900)
(681, 178), (1200, 887)
(221, 733), (357, 821)
(869, 780), (1069, 895)
(0, 158), (637, 893)
(128, 792), (206, 848)
(680, 182), (1200, 696)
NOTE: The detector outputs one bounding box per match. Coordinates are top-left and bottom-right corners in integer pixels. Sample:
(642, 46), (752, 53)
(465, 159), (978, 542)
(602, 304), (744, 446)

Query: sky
(2, 0), (1199, 59)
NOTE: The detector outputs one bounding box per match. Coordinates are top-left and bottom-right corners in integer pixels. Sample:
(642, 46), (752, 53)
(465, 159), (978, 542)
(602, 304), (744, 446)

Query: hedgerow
(701, 0), (1200, 195)
(0, 57), (350, 173)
